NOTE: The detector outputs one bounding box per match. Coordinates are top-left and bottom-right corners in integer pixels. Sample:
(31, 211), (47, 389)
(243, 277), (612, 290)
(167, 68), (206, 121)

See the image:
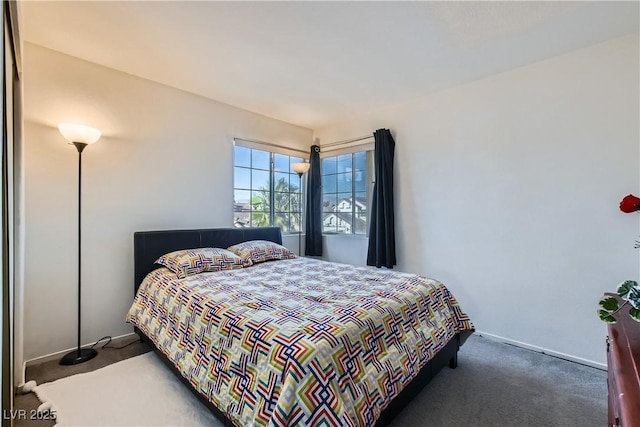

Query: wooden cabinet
(606, 294), (640, 427)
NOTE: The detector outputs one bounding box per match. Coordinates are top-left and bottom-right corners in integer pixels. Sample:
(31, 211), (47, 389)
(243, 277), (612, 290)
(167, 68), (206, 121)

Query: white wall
(22, 43), (312, 360)
(314, 34), (640, 366)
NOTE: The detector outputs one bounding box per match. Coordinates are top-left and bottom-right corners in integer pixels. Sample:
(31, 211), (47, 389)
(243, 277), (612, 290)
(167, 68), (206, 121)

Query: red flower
(620, 194), (640, 213)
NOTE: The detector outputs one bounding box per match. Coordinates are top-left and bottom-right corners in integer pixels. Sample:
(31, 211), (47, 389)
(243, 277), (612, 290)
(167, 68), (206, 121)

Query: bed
(126, 227), (474, 426)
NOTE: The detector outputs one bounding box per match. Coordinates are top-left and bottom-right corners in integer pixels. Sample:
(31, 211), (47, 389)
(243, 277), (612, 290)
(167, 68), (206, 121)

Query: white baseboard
(24, 332), (138, 367)
(19, 360), (25, 386)
(475, 330), (607, 371)
(13, 361), (27, 393)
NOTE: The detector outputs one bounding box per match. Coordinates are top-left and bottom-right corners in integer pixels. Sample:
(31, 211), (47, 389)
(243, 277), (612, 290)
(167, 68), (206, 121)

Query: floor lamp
(291, 162), (310, 256)
(58, 123), (101, 365)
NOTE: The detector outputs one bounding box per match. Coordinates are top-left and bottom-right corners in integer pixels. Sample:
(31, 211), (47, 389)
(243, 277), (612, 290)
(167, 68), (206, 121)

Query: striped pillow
(227, 240), (296, 265)
(155, 248), (249, 279)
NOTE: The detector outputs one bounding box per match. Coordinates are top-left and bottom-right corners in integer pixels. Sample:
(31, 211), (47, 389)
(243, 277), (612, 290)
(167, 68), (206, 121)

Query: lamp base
(59, 348), (97, 365)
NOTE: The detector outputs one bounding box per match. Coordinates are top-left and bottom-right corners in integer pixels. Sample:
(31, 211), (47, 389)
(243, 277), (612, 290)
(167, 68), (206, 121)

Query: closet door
(1, 1), (10, 420)
(2, 1), (22, 423)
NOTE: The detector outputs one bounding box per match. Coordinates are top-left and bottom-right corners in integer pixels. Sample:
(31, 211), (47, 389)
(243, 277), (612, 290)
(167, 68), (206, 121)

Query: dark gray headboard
(134, 227), (282, 292)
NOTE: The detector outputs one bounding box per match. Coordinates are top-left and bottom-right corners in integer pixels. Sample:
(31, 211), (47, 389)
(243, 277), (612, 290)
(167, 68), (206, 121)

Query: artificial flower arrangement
(597, 195), (640, 323)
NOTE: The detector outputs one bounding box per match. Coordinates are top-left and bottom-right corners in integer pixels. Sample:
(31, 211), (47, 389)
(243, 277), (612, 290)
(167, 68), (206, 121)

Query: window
(321, 151), (370, 234)
(233, 145), (304, 233)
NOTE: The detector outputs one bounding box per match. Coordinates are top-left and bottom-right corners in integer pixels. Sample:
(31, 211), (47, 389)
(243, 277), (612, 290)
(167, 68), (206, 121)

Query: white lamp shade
(58, 123), (102, 144)
(291, 162), (310, 175)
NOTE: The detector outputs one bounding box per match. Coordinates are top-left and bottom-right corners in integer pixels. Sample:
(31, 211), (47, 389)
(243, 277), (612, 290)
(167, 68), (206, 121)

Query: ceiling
(21, 1), (639, 130)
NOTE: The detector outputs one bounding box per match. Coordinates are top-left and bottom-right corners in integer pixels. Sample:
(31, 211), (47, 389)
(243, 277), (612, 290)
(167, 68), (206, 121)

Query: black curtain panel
(305, 145), (323, 256)
(367, 129), (396, 268)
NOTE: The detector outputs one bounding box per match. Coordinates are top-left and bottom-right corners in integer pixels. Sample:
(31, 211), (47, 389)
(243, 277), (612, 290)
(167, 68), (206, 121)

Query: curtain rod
(233, 137), (308, 155)
(321, 135), (373, 148)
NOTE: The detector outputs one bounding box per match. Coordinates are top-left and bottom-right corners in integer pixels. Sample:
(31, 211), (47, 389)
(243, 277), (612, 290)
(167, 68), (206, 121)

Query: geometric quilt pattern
(126, 257), (474, 426)
(155, 247), (250, 279)
(227, 240), (297, 265)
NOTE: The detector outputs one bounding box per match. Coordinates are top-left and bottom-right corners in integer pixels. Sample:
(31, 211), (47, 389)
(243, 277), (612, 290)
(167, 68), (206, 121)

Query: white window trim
(319, 141), (374, 159)
(234, 137), (308, 158)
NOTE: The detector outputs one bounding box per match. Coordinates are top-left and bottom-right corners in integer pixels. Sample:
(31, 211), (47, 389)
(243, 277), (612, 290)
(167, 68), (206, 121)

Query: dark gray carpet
(14, 334), (606, 427)
(389, 334), (607, 427)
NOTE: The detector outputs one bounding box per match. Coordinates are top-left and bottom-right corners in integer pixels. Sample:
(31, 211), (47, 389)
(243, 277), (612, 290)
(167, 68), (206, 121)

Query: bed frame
(133, 227), (471, 426)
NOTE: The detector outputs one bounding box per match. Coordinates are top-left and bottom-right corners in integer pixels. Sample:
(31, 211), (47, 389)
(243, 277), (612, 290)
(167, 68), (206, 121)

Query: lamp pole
(58, 123), (101, 366)
(291, 162), (310, 256)
(297, 172), (303, 255)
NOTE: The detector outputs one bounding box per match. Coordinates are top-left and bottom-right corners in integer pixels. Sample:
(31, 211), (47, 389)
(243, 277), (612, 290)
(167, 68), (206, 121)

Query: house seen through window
(233, 145), (303, 233)
(321, 151), (370, 234)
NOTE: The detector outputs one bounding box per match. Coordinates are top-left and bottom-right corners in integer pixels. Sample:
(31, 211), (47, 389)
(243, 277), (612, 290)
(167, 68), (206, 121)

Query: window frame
(233, 142), (305, 234)
(320, 149), (373, 236)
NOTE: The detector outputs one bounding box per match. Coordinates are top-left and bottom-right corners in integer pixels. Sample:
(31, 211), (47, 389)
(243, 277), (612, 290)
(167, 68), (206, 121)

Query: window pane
(355, 192), (367, 213)
(322, 157), (337, 175)
(336, 193), (352, 212)
(290, 192), (301, 213)
(252, 149), (270, 170)
(337, 154), (351, 173)
(336, 212), (351, 233)
(251, 190), (270, 212)
(290, 212), (302, 233)
(355, 191), (367, 234)
(322, 174), (337, 193)
(355, 211), (367, 234)
(274, 154), (290, 173)
(274, 192), (291, 213)
(289, 173), (302, 193)
(354, 170), (366, 192)
(275, 214), (291, 233)
(234, 190), (251, 207)
(322, 213), (338, 233)
(251, 211), (269, 227)
(355, 151), (366, 172)
(234, 167), (251, 190)
(251, 169), (270, 191)
(337, 173), (351, 192)
(234, 211), (250, 228)
(323, 194), (337, 212)
(274, 172), (290, 191)
(234, 146), (251, 167)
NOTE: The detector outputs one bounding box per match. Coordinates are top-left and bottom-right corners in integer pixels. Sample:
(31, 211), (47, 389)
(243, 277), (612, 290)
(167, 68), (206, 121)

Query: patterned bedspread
(126, 257), (473, 426)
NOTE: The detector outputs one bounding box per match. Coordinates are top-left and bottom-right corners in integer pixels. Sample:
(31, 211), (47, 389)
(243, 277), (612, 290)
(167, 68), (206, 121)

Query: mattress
(126, 257), (474, 426)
